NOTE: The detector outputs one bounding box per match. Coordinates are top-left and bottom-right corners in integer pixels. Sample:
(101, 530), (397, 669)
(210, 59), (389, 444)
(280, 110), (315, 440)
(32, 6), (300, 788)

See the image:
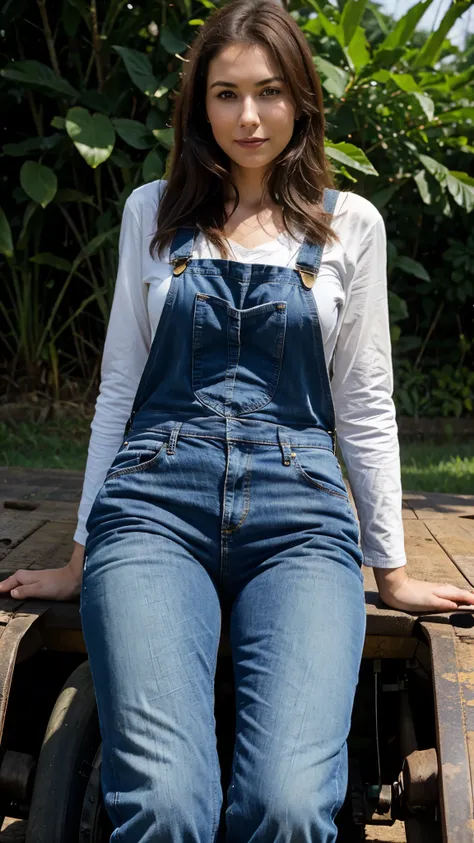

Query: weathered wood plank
(424, 520), (474, 588)
(403, 519), (471, 588)
(0, 511), (46, 561)
(0, 521), (73, 573)
(0, 467), (84, 503)
(403, 491), (474, 520)
(2, 499), (78, 523)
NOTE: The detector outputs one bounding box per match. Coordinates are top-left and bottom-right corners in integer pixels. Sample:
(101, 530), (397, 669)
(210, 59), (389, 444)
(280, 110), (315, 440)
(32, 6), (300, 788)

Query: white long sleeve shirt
(74, 180), (407, 569)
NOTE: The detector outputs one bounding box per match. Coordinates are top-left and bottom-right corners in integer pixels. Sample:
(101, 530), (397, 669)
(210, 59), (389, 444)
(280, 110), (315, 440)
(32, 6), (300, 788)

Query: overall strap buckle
(172, 258), (189, 276)
(299, 269), (316, 289)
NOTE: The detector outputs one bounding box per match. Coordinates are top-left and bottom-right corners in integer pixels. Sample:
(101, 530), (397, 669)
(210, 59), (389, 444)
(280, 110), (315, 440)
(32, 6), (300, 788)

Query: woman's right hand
(0, 542), (85, 602)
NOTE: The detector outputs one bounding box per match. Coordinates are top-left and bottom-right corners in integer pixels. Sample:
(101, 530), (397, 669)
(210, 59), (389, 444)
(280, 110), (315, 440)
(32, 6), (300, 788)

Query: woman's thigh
(80, 532), (223, 841)
(226, 553), (366, 843)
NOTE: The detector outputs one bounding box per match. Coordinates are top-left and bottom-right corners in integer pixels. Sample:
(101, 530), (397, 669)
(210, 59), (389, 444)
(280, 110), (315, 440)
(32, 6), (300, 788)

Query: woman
(2, 0), (473, 840)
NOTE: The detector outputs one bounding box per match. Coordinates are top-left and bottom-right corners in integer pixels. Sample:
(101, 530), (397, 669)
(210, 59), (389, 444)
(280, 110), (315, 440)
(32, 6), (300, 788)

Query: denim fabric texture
(81, 188), (367, 842)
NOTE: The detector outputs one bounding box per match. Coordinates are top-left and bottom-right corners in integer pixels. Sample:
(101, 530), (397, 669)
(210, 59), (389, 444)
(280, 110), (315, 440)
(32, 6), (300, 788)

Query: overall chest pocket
(192, 293), (287, 416)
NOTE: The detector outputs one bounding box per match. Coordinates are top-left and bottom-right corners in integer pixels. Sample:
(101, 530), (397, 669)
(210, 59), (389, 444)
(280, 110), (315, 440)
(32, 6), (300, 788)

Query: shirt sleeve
(73, 194), (151, 545)
(331, 213), (407, 568)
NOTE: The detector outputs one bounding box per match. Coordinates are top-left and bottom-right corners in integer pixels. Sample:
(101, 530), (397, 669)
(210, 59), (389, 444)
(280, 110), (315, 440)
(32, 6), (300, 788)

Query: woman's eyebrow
(209, 75), (285, 89)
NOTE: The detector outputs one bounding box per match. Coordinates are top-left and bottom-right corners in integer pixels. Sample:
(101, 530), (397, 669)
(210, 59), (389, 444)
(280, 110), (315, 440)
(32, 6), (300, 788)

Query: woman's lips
(235, 139), (268, 148)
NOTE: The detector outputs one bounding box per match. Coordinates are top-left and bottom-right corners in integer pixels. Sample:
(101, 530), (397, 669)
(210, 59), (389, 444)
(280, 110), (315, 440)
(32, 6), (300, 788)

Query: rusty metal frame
(0, 604), (51, 745)
(419, 620), (474, 843)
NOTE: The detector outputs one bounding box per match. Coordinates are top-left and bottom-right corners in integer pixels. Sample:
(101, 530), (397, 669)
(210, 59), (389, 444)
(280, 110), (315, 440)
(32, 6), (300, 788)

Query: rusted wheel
(25, 660), (107, 843)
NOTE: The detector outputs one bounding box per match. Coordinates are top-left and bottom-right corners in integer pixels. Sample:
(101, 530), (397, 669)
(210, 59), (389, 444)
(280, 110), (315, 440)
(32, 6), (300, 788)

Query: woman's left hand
(374, 566), (474, 613)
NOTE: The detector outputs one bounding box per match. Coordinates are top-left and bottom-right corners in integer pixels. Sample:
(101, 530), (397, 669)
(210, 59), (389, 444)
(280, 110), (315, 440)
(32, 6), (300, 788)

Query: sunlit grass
(399, 442), (474, 495)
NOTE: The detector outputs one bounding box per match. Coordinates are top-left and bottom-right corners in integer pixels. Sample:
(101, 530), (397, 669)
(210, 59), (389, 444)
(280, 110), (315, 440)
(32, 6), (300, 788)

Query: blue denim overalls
(81, 187), (366, 843)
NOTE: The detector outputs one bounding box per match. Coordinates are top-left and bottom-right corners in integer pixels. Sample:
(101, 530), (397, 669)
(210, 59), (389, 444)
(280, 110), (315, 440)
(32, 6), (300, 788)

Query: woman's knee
(228, 758), (347, 842)
(109, 781), (219, 842)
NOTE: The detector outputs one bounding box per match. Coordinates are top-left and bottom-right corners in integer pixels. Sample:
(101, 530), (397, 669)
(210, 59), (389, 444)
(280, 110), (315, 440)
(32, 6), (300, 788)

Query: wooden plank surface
(0, 511), (47, 561)
(402, 491), (474, 520)
(0, 521), (75, 573)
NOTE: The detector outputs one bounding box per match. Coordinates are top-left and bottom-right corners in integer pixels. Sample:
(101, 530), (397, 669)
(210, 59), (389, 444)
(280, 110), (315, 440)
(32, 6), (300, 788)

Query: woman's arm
(332, 205), (474, 612)
(74, 192), (152, 545)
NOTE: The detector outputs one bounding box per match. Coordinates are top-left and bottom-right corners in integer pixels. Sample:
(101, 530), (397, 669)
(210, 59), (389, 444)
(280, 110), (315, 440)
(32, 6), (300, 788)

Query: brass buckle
(298, 269), (316, 289)
(172, 258), (189, 277)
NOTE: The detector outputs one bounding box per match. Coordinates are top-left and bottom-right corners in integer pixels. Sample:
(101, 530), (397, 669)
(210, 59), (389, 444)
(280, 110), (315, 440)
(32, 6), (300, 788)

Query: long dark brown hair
(151, 0), (338, 262)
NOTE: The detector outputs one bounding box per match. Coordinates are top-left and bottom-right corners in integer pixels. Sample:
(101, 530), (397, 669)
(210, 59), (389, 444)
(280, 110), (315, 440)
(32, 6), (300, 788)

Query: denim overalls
(81, 187), (366, 843)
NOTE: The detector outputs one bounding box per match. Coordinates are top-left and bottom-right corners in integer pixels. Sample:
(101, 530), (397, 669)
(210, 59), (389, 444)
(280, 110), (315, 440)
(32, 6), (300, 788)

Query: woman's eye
(216, 88), (281, 99)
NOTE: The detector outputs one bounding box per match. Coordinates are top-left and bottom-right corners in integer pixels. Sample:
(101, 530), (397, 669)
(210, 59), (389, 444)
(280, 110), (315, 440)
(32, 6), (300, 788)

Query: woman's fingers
(0, 573), (22, 591)
(10, 581), (44, 599)
(434, 584), (474, 606)
(0, 570), (43, 599)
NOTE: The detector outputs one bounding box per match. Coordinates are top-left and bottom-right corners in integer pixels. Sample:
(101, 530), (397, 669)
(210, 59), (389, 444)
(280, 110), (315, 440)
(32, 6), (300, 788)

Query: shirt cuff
(73, 526), (88, 547)
(362, 552), (407, 569)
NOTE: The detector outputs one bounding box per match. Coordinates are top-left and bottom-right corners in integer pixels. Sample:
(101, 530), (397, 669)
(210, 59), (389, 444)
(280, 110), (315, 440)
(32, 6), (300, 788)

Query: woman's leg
(80, 532), (222, 843)
(226, 553), (366, 843)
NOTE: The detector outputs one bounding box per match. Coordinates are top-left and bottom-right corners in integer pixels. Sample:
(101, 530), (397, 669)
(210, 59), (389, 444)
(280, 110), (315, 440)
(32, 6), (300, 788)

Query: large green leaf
(418, 154), (474, 213)
(375, 0), (435, 54)
(29, 253), (72, 271)
(151, 128), (175, 149)
(325, 141), (378, 175)
(340, 0), (368, 46)
(412, 93), (435, 122)
(313, 57), (348, 98)
(53, 189), (96, 205)
(395, 256), (430, 281)
(143, 149), (164, 182)
(370, 185), (399, 209)
(413, 1), (473, 68)
(0, 207), (13, 258)
(390, 73), (421, 93)
(344, 26), (370, 73)
(112, 118), (155, 149)
(0, 60), (77, 98)
(66, 107), (115, 168)
(306, 0), (340, 41)
(445, 171), (474, 214)
(159, 26), (188, 55)
(414, 169), (434, 205)
(112, 46), (158, 97)
(20, 161), (57, 207)
(73, 227), (120, 267)
(3, 134), (62, 156)
(146, 110), (166, 132)
(435, 107), (474, 125)
(152, 72), (180, 100)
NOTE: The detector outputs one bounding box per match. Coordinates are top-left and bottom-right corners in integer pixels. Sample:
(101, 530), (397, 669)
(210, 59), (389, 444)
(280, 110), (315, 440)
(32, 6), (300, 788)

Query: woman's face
(205, 42), (298, 173)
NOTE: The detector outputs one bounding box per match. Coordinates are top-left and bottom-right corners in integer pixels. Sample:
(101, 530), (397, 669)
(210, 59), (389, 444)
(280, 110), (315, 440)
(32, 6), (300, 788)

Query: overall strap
(169, 227), (196, 266)
(294, 188), (339, 288)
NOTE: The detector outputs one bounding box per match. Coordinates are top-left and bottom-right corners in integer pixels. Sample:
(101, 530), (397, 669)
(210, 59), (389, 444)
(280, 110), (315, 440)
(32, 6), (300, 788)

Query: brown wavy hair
(151, 0), (338, 262)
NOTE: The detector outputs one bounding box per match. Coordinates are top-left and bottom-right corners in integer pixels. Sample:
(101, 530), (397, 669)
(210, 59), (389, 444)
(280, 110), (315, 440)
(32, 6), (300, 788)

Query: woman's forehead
(207, 43), (281, 84)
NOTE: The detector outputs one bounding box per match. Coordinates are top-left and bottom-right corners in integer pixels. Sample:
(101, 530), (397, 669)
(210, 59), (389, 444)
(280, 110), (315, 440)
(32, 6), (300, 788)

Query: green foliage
(0, 0), (473, 413)
(394, 361), (474, 417)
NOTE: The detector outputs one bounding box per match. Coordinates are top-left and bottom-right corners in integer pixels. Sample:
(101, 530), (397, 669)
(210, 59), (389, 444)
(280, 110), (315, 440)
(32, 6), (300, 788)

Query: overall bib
(81, 188), (366, 843)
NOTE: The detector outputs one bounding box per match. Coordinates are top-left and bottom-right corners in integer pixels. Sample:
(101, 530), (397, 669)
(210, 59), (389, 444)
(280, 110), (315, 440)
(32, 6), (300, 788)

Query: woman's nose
(240, 98), (260, 124)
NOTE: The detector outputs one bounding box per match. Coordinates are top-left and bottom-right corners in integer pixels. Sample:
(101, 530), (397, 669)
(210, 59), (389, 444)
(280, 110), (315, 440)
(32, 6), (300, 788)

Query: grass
(1, 420), (473, 495)
(0, 419), (91, 471)
(399, 442), (474, 495)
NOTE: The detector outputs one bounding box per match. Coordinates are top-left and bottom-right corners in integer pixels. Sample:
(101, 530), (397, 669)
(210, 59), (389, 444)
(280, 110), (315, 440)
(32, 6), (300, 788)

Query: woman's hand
(0, 542), (85, 602)
(374, 566), (474, 613)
